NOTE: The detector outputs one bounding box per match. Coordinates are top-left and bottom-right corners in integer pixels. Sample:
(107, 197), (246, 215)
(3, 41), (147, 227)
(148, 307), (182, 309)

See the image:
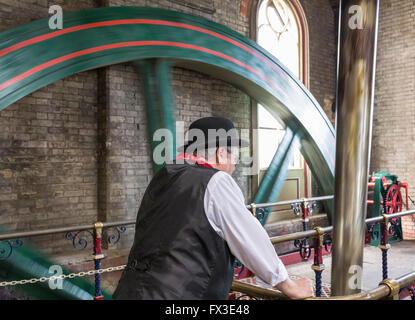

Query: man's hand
(274, 277), (314, 300)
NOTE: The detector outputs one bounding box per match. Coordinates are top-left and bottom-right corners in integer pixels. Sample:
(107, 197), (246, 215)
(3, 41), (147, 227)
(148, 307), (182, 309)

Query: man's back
(112, 162), (235, 300)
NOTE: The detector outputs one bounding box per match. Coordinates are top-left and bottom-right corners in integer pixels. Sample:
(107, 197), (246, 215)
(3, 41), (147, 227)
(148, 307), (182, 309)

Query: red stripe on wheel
(0, 41), (283, 97)
(0, 19), (286, 79)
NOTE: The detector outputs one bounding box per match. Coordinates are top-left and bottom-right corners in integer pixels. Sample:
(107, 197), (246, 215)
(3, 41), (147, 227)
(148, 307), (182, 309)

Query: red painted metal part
(385, 184), (402, 214)
(366, 176), (409, 243)
(93, 228), (103, 300)
(94, 234), (102, 256)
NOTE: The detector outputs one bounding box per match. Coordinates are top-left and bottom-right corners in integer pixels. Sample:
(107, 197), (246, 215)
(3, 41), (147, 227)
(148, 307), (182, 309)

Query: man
(113, 116), (313, 300)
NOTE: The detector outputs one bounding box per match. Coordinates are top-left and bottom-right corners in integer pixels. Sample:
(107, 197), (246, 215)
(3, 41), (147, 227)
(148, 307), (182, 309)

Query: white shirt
(203, 170), (289, 287)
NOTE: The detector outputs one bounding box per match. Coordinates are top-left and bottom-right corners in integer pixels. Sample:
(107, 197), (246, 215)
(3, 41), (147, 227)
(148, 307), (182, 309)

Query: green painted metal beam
(253, 127), (301, 225)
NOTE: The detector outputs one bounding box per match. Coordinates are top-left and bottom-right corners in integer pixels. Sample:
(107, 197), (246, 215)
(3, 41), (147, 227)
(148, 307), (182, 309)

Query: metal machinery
(366, 172), (408, 246)
(0, 6), (334, 299)
(1, 1), (413, 300)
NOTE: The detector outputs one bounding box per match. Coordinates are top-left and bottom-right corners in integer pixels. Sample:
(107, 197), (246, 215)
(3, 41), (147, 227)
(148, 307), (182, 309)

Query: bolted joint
(379, 278), (400, 300)
(311, 264), (325, 272)
(291, 203), (301, 216)
(314, 227), (325, 245)
(94, 222), (104, 239)
(378, 243), (391, 250)
(249, 203), (256, 217)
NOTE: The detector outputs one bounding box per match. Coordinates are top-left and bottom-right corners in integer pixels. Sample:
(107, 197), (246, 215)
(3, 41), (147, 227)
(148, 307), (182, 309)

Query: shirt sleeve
(204, 171), (289, 287)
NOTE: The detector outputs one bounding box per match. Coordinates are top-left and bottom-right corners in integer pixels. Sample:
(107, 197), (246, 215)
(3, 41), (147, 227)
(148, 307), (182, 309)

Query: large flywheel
(0, 7), (335, 218)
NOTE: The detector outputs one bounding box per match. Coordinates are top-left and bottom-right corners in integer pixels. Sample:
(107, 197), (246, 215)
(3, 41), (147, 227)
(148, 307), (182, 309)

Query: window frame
(250, 0), (310, 192)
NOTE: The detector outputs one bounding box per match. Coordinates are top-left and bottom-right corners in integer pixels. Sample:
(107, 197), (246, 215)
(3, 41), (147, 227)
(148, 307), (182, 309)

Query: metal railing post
(379, 214), (390, 280)
(92, 222), (104, 300)
(312, 227), (325, 297)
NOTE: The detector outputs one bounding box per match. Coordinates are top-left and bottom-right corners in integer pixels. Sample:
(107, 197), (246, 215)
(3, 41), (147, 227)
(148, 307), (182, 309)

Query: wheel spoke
(133, 59), (176, 174)
(253, 127), (300, 225)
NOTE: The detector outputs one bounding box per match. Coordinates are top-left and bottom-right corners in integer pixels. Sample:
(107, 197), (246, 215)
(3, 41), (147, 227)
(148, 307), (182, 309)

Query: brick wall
(0, 0), (98, 33)
(370, 0), (415, 240)
(299, 0), (337, 125)
(0, 2), (101, 255)
(0, 71), (99, 254)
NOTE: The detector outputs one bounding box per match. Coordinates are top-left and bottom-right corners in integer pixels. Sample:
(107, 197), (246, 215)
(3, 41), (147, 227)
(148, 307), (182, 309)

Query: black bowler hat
(178, 116), (250, 152)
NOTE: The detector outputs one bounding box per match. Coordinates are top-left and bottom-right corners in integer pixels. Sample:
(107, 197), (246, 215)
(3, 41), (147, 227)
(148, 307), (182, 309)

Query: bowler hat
(178, 116), (250, 152)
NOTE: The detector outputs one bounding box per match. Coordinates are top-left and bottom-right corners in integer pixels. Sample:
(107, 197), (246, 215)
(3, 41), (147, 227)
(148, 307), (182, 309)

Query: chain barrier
(0, 265), (126, 287)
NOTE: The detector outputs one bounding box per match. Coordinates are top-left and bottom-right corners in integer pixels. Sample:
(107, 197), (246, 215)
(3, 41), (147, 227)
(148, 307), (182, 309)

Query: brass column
(331, 0), (379, 296)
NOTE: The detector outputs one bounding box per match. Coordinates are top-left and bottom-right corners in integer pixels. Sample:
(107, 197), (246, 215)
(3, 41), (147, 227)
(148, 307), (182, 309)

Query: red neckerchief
(174, 153), (214, 168)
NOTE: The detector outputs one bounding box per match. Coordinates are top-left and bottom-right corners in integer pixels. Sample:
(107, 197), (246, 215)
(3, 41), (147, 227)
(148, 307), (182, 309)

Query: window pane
(257, 0), (304, 171)
(288, 146), (303, 169)
(258, 128), (284, 169)
(258, 104), (283, 129)
(257, 0), (300, 79)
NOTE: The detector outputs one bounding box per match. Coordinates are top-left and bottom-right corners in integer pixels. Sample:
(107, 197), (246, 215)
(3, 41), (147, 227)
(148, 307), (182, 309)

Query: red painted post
(312, 227), (325, 297)
(93, 222), (105, 300)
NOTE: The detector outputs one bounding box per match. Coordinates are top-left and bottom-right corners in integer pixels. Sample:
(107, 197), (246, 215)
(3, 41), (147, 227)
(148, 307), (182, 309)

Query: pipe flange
(379, 278), (400, 299)
(94, 221), (104, 238)
(311, 264), (325, 272)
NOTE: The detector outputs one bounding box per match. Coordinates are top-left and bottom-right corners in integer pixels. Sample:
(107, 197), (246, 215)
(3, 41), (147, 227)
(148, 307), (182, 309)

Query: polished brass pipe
(331, 0), (380, 296)
(232, 271), (415, 300)
(2, 208), (414, 243)
(270, 230), (318, 244)
(247, 195), (334, 210)
(395, 271), (415, 290)
(231, 280), (288, 300)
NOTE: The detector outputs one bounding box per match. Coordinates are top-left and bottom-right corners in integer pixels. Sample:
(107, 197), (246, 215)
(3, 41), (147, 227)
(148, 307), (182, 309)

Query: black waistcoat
(112, 161), (235, 300)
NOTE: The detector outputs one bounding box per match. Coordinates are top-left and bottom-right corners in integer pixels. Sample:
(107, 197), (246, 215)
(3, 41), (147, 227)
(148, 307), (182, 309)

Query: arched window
(254, 0), (310, 196)
(257, 0), (301, 80)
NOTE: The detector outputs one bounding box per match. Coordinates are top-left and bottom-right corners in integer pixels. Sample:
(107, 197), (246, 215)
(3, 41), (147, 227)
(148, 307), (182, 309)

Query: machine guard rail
(1, 197), (415, 300)
(0, 195), (334, 241)
(232, 271), (415, 300)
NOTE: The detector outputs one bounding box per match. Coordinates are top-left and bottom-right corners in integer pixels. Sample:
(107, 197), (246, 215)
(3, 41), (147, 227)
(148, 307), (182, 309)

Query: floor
(285, 240), (415, 298)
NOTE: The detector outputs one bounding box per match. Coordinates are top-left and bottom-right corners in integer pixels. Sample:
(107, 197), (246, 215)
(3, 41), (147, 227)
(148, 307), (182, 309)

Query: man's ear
(216, 147), (225, 164)
(215, 147), (221, 163)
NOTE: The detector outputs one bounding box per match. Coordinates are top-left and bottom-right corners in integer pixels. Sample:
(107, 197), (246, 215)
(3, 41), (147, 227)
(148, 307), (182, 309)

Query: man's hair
(191, 146), (238, 164)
